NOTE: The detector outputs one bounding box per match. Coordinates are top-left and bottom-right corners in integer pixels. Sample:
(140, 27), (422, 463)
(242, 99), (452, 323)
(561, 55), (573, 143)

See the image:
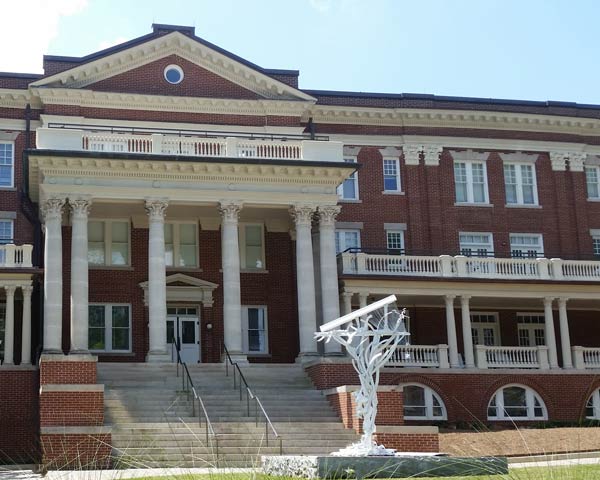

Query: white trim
(382, 157), (402, 192)
(453, 158), (490, 205)
(335, 228), (361, 254)
(88, 303), (132, 353)
(0, 141), (15, 189)
(338, 155), (359, 200)
(164, 64), (184, 85)
(385, 229), (405, 253)
(509, 233), (544, 258)
(459, 232), (494, 257)
(242, 305), (268, 354)
(504, 162), (539, 206)
(585, 166), (600, 200)
(487, 384), (548, 421)
(470, 312), (500, 347)
(586, 389), (600, 420)
(401, 383), (447, 421)
(165, 221), (199, 268)
(88, 219), (131, 267)
(239, 223), (266, 270)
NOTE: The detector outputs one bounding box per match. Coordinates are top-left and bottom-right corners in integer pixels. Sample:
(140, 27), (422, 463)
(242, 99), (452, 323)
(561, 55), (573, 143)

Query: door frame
(167, 305), (201, 363)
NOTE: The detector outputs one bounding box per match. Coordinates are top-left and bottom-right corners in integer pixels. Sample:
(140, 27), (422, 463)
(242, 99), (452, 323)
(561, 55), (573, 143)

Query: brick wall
(39, 390), (104, 426)
(39, 359), (96, 384)
(40, 433), (111, 469)
(372, 432), (439, 453)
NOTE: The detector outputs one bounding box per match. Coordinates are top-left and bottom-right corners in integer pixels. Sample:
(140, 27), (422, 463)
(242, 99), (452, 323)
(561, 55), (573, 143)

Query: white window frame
(517, 313), (546, 347)
(402, 383), (447, 421)
(454, 160), (489, 204)
(239, 223), (266, 270)
(585, 166), (600, 200)
(593, 235), (600, 257)
(88, 219), (131, 267)
(382, 157), (402, 192)
(0, 142), (15, 188)
(509, 233), (544, 258)
(386, 229), (405, 254)
(503, 162), (539, 206)
(586, 389), (600, 419)
(165, 221), (199, 268)
(0, 219), (14, 244)
(88, 303), (132, 353)
(242, 305), (268, 354)
(338, 156), (359, 200)
(487, 384), (547, 421)
(335, 229), (361, 254)
(471, 312), (500, 346)
(459, 232), (494, 257)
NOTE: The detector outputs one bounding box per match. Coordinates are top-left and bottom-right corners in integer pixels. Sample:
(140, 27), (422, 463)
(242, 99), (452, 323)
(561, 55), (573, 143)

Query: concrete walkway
(0, 467), (254, 480)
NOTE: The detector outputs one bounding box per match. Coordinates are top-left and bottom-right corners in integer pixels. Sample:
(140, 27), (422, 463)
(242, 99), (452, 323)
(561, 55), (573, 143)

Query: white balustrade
(236, 140), (302, 159)
(161, 136), (226, 156)
(0, 244), (33, 268)
(345, 253), (442, 276)
(387, 344), (449, 368)
(554, 259), (600, 281)
(475, 345), (549, 369)
(572, 346), (600, 369)
(83, 133), (153, 153)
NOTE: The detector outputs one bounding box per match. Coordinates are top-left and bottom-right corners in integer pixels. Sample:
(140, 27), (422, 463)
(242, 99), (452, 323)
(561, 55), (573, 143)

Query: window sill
(505, 204), (542, 209)
(587, 198), (600, 202)
(0, 187), (16, 191)
(92, 351), (134, 356)
(246, 352), (271, 358)
(338, 199), (362, 204)
(382, 191), (405, 196)
(241, 269), (269, 274)
(454, 202), (494, 207)
(167, 267), (204, 273)
(89, 265), (134, 271)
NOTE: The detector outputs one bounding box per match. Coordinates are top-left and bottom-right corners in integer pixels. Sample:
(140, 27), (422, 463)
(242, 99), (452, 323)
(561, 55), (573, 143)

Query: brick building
(2, 24), (600, 464)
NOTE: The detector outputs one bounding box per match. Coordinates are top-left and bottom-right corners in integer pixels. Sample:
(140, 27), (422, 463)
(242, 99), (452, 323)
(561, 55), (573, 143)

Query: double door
(167, 307), (200, 363)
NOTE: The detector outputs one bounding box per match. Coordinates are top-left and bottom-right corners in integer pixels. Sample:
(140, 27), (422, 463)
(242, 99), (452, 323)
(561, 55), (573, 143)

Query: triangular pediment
(32, 31), (315, 102)
(139, 273), (218, 307)
(139, 273), (218, 290)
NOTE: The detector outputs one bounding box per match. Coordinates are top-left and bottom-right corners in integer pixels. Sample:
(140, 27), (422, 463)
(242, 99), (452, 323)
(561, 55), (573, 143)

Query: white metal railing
(339, 252), (600, 282)
(0, 244), (33, 268)
(475, 345), (549, 369)
(572, 346), (600, 369)
(388, 344), (449, 368)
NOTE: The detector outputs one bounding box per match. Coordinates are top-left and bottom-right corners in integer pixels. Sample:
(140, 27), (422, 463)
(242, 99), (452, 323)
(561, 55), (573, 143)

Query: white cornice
(0, 88), (41, 109)
(31, 32), (315, 102)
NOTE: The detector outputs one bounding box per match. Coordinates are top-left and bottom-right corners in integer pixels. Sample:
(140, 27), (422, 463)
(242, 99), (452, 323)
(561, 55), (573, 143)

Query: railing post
(225, 137), (239, 157)
(538, 346), (550, 370)
(356, 253), (367, 274)
(455, 255), (468, 277)
(21, 245), (33, 267)
(537, 258), (550, 279)
(572, 346), (586, 370)
(438, 344), (450, 368)
(151, 133), (162, 154)
(550, 258), (564, 280)
(4, 244), (15, 268)
(475, 345), (488, 369)
(439, 255), (454, 277)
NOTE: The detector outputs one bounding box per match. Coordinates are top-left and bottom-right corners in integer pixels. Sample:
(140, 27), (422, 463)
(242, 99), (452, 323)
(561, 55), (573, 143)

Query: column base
(296, 352), (320, 363)
(222, 352), (248, 364)
(146, 351), (172, 363)
(69, 349), (90, 355)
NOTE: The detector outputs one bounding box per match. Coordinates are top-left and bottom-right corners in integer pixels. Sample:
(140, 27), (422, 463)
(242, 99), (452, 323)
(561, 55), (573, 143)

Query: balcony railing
(338, 252), (600, 282)
(36, 127), (343, 163)
(0, 244), (33, 268)
(572, 346), (600, 369)
(387, 344), (449, 368)
(475, 345), (550, 369)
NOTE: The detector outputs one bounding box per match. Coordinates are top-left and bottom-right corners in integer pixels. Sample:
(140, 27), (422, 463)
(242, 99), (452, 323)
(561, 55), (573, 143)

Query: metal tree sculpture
(316, 295), (409, 456)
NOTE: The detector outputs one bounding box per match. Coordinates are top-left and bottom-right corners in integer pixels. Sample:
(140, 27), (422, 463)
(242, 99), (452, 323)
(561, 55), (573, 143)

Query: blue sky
(3, 0), (600, 104)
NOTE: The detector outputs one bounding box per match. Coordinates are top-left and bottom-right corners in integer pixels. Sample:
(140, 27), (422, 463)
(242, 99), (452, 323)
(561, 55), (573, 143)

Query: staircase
(98, 363), (359, 468)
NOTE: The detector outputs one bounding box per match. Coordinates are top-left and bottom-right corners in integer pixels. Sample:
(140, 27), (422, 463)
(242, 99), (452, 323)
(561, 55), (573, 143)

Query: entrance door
(167, 307), (200, 363)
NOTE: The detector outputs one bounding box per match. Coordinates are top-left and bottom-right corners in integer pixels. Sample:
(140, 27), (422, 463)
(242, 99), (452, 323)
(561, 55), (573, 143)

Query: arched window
(585, 389), (600, 419)
(403, 384), (447, 420)
(487, 385), (547, 421)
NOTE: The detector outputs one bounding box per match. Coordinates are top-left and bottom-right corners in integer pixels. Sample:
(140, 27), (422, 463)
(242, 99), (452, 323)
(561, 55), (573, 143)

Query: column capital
(549, 152), (568, 171)
(4, 285), (16, 296)
(21, 285), (33, 296)
(543, 296), (555, 306)
(558, 297), (569, 305)
(402, 143), (422, 165)
(568, 152), (586, 172)
(41, 197), (66, 223)
(422, 144), (444, 166)
(342, 291), (354, 299)
(219, 201), (243, 224)
(290, 204), (316, 226)
(145, 198), (169, 221)
(444, 294), (456, 303)
(460, 294), (472, 302)
(317, 205), (341, 227)
(69, 197), (92, 219)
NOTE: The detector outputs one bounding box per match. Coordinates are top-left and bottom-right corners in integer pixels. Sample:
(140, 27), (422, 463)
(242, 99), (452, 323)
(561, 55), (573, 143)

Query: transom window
(240, 224), (265, 270)
(338, 157), (359, 200)
(165, 222), (198, 267)
(242, 306), (268, 354)
(586, 389), (600, 419)
(386, 230), (405, 255)
(510, 234), (544, 258)
(403, 384), (447, 420)
(0, 143), (14, 188)
(504, 163), (538, 205)
(471, 313), (500, 346)
(88, 220), (130, 266)
(586, 166), (600, 199)
(488, 385), (547, 421)
(88, 304), (131, 352)
(335, 229), (361, 254)
(454, 161), (489, 204)
(459, 232), (494, 257)
(383, 158), (401, 192)
(0, 220), (14, 244)
(517, 314), (546, 347)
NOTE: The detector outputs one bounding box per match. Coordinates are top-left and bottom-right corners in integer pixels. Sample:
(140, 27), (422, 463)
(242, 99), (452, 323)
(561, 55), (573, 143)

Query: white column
(558, 297), (573, 369)
(3, 286), (15, 364)
(21, 285), (33, 365)
(460, 295), (475, 368)
(543, 297), (559, 369)
(69, 198), (91, 353)
(341, 292), (353, 315)
(41, 197), (66, 353)
(318, 205), (342, 354)
(444, 294), (460, 368)
(290, 205), (318, 358)
(145, 199), (170, 362)
(219, 202), (244, 359)
(358, 292), (369, 309)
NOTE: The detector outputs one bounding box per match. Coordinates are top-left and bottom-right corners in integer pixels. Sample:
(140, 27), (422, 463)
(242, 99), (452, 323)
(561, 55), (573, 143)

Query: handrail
(172, 340), (219, 462)
(222, 344), (282, 454)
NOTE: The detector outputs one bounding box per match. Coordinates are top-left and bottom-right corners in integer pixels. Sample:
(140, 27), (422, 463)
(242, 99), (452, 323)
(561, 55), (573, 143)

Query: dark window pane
(89, 306), (105, 327)
(112, 306), (129, 328)
(167, 320), (175, 343)
(181, 321), (195, 344)
(248, 331), (261, 351)
(89, 328), (105, 350)
(404, 386), (426, 407)
(112, 328), (129, 350)
(404, 406), (426, 417)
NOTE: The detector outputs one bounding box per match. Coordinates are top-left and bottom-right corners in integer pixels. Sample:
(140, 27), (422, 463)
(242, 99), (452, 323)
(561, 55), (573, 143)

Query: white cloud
(97, 37), (129, 51)
(0, 0), (88, 73)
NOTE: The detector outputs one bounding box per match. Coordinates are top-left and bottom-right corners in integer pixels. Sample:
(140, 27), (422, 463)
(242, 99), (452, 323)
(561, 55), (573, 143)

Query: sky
(2, 0), (600, 104)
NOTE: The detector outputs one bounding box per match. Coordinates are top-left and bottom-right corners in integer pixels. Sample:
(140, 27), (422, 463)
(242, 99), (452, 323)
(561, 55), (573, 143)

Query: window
(88, 220), (130, 266)
(240, 224), (265, 270)
(471, 313), (500, 346)
(586, 166), (600, 199)
(335, 229), (361, 254)
(593, 236), (600, 257)
(586, 389), (600, 419)
(504, 163), (538, 205)
(386, 230), (405, 255)
(459, 232), (494, 257)
(510, 234), (544, 258)
(383, 158), (401, 192)
(338, 157), (359, 200)
(88, 304), (131, 352)
(488, 385), (547, 421)
(0, 220), (13, 244)
(403, 384), (447, 420)
(165, 222), (198, 267)
(454, 161), (488, 204)
(164, 64), (184, 84)
(517, 314), (545, 347)
(0, 143), (14, 188)
(242, 306), (267, 354)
